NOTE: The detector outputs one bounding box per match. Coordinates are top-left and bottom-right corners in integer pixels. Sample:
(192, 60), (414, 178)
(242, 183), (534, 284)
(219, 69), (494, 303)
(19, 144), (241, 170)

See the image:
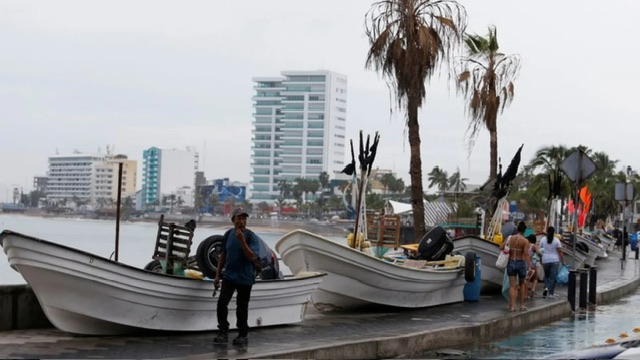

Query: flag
(567, 199), (575, 214)
(579, 185), (592, 215)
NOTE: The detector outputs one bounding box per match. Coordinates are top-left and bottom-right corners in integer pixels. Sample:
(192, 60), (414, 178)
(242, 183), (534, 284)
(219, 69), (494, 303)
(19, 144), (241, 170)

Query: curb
(252, 301), (572, 359)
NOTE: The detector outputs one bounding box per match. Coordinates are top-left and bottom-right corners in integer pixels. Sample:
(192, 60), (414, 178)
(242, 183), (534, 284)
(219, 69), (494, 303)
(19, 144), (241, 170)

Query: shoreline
(0, 212), (352, 238)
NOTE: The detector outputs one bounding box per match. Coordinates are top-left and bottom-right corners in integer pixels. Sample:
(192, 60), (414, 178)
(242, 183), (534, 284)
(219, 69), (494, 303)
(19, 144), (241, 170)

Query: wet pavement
(1, 247), (639, 359)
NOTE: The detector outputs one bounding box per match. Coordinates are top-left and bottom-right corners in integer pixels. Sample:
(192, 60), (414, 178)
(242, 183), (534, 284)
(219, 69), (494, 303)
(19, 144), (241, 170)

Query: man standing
(213, 206), (260, 345)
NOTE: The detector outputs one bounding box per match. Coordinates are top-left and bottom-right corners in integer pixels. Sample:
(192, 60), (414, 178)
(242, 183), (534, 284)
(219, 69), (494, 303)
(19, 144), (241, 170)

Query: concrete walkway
(1, 247), (639, 359)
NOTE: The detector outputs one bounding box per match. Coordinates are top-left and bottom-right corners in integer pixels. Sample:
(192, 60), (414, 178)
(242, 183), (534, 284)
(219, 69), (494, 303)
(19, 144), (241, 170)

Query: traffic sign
(560, 150), (597, 184)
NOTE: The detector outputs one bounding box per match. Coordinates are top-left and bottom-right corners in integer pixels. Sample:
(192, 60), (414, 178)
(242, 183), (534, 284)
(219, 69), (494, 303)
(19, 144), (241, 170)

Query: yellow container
(493, 233), (504, 245)
(346, 233), (365, 248)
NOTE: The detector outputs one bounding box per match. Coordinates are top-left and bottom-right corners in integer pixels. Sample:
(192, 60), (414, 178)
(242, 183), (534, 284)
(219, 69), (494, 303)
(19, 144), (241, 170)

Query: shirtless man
(500, 221), (532, 312)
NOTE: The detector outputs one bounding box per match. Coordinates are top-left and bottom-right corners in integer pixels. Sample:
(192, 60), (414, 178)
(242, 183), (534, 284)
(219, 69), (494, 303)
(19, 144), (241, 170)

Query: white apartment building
(47, 152), (138, 207)
(250, 70), (348, 202)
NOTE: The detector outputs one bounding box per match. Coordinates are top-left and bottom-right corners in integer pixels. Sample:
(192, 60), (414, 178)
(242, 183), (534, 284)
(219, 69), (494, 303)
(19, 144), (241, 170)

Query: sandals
(520, 306), (528, 311)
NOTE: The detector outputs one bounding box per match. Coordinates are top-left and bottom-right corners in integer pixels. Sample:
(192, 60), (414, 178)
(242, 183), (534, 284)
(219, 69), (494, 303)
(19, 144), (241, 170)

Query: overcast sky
(1, 0), (639, 200)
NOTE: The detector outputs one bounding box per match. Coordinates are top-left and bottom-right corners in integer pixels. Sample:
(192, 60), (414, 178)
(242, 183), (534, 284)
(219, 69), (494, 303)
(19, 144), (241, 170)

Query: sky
(1, 0), (639, 201)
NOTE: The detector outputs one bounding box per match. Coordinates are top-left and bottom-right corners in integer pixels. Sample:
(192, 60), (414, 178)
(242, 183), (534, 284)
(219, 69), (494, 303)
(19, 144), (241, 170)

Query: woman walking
(499, 221), (531, 311)
(540, 226), (566, 298)
(526, 234), (542, 298)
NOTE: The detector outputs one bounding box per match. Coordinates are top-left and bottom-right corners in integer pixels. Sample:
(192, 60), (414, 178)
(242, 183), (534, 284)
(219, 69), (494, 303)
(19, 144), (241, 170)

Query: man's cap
(231, 207), (249, 221)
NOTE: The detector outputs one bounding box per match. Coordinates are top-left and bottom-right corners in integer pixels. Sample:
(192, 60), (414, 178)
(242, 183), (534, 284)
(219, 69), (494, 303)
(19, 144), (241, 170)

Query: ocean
(0, 214), (298, 285)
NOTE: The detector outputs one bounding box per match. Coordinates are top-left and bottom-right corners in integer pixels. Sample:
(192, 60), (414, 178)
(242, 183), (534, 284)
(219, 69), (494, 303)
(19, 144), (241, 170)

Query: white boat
(275, 229), (469, 310)
(0, 230), (325, 335)
(577, 233), (607, 259)
(452, 235), (502, 292)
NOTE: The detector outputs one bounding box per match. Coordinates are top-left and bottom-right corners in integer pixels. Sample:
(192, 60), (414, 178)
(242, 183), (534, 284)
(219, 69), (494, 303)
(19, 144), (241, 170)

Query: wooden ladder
(152, 215), (195, 275)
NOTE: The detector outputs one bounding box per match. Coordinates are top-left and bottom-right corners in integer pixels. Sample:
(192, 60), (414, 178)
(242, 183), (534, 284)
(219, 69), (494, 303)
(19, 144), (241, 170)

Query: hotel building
(250, 70), (347, 202)
(46, 152), (137, 207)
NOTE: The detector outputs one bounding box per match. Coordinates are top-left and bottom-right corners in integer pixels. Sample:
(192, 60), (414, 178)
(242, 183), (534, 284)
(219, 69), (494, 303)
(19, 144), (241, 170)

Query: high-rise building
(250, 70), (347, 202)
(141, 147), (199, 208)
(46, 152), (137, 207)
(94, 155), (138, 201)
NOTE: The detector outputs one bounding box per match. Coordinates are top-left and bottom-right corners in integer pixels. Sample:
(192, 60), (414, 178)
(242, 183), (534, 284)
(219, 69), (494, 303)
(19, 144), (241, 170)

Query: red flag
(567, 199), (575, 214)
(578, 210), (587, 228)
(579, 185), (592, 214)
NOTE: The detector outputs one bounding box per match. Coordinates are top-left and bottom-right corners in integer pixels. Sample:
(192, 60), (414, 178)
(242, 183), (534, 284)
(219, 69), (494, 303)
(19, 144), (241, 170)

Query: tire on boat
(196, 235), (224, 279)
(144, 259), (163, 273)
(464, 251), (476, 282)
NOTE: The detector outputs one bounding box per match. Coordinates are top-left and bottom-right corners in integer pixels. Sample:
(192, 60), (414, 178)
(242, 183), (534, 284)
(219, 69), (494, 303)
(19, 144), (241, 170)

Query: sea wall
(0, 285), (51, 331)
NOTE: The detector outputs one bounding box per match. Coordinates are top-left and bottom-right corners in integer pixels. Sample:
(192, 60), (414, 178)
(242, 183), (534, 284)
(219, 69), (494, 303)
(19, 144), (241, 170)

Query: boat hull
(275, 229), (466, 309)
(1, 230), (325, 335)
(452, 235), (502, 293)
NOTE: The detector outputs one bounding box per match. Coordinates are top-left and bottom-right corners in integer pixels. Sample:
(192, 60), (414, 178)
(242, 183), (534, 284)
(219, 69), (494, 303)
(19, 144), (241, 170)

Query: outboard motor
(255, 237), (283, 280)
(416, 226), (454, 261)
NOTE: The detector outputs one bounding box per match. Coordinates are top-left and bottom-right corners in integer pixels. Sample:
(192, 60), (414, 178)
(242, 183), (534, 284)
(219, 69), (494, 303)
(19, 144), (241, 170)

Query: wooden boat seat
(400, 244), (418, 252)
(152, 214), (195, 275)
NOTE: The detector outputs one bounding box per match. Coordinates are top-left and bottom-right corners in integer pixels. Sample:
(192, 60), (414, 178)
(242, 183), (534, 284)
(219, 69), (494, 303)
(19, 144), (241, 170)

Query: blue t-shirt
(221, 229), (261, 286)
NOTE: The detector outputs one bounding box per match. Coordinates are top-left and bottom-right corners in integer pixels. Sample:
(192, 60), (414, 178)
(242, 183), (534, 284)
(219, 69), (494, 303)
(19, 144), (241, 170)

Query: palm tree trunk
(489, 128), (498, 180)
(489, 112), (499, 180)
(408, 96), (426, 240)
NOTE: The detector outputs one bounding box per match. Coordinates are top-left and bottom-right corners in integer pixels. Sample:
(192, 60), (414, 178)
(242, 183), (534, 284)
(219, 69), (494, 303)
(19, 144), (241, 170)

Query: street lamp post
(615, 166), (634, 270)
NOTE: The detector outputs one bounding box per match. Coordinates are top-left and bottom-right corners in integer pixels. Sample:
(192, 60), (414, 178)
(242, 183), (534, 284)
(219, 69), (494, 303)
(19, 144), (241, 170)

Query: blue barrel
(631, 232), (638, 251)
(463, 255), (482, 302)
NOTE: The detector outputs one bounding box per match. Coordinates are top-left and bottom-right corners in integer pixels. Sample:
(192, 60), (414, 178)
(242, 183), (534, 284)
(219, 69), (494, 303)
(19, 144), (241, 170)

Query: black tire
(464, 251), (476, 282)
(144, 259), (163, 273)
(196, 235), (224, 279)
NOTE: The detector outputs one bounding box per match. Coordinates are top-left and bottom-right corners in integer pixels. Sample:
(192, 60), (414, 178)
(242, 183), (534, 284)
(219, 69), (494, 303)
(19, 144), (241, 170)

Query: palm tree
(318, 172), (330, 191)
(457, 25), (521, 181)
(365, 0), (467, 240)
(528, 145), (569, 175)
(427, 166), (449, 193)
(277, 179), (292, 200)
(448, 167), (468, 193)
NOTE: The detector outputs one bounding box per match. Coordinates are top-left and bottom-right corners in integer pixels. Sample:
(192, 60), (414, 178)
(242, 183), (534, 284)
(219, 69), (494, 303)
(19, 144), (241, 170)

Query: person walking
(526, 234), (542, 298)
(540, 226), (565, 299)
(499, 221), (531, 312)
(213, 206), (261, 345)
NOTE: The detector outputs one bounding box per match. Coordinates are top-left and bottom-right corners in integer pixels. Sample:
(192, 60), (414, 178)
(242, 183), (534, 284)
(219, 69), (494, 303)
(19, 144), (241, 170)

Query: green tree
(457, 26), (521, 180)
(380, 173), (396, 194)
(427, 166), (449, 193)
(318, 172), (330, 190)
(277, 179), (293, 199)
(275, 197), (287, 213)
(365, 0), (467, 240)
(448, 167), (468, 193)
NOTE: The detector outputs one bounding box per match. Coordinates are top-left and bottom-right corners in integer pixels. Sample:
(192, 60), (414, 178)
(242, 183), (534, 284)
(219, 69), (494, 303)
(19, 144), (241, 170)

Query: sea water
(0, 214), (291, 285)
